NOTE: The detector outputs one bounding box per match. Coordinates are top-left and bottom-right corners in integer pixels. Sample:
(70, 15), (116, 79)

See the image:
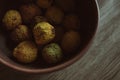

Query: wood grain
(0, 0), (120, 80)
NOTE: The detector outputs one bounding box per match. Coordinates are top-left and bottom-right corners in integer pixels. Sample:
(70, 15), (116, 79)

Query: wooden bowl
(0, 0), (99, 74)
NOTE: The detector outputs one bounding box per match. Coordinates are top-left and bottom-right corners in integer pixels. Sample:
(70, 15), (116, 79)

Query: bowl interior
(0, 0), (98, 73)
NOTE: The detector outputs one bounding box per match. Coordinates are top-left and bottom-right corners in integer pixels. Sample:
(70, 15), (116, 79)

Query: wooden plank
(0, 0), (120, 80)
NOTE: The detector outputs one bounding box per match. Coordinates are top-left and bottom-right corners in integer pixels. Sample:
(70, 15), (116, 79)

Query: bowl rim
(0, 0), (100, 74)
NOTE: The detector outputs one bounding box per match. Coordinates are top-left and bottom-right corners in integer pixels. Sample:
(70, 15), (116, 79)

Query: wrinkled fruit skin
(2, 10), (22, 30)
(36, 0), (53, 8)
(33, 22), (55, 45)
(31, 16), (48, 28)
(61, 31), (81, 53)
(13, 41), (38, 63)
(42, 43), (63, 64)
(11, 25), (31, 43)
(20, 4), (41, 23)
(45, 6), (64, 24)
(32, 16), (48, 26)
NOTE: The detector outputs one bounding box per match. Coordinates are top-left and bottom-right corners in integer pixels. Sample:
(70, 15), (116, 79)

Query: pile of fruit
(2, 0), (81, 64)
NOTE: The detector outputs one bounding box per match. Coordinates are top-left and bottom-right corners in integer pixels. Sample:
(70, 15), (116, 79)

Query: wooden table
(0, 0), (120, 80)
